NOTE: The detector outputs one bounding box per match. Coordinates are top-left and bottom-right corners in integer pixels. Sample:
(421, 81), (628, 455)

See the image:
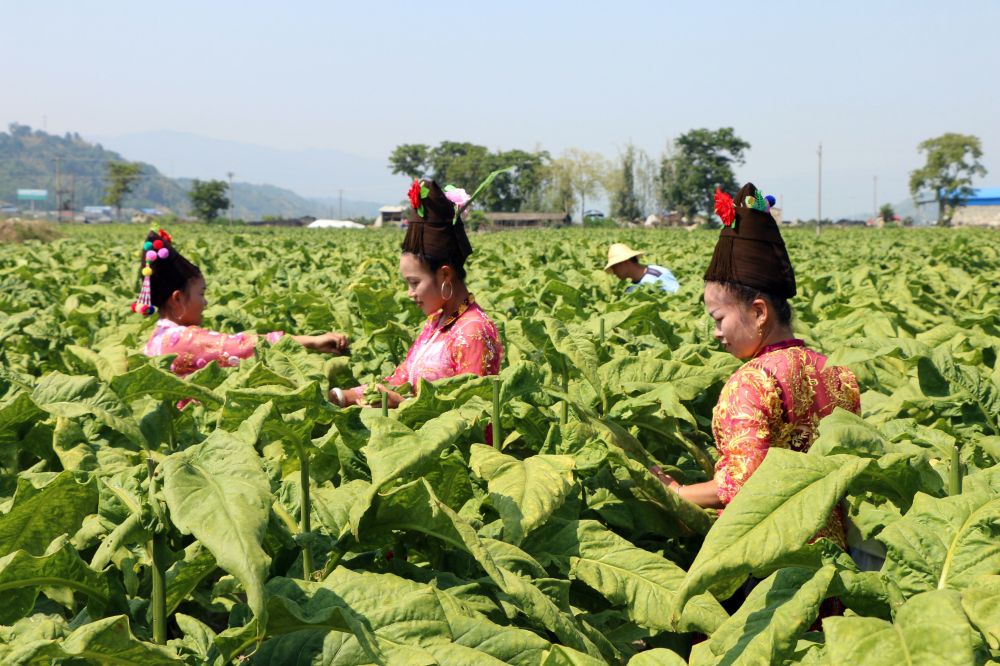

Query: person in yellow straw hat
(604, 242), (679, 293)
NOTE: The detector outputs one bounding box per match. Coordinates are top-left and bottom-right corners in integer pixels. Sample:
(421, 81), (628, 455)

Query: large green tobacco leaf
(529, 519), (727, 634)
(469, 444), (575, 544)
(0, 540), (109, 624)
(878, 490), (1000, 597)
(539, 645), (609, 666)
(217, 381), (330, 431)
(257, 334), (330, 387)
(364, 398), (490, 488)
(64, 343), (130, 383)
(164, 542), (217, 616)
(359, 478), (603, 658)
(110, 363), (224, 408)
(0, 392), (43, 447)
(605, 449), (714, 535)
(961, 574), (1000, 649)
(31, 371), (145, 445)
(691, 566), (835, 666)
(627, 648), (687, 666)
(0, 471), (98, 557)
(231, 568), (552, 666)
(674, 450), (871, 615)
(162, 430), (272, 627)
(824, 589), (976, 666)
(3, 614), (183, 665)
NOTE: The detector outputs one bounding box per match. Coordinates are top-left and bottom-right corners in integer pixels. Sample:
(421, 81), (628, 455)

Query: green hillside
(0, 124), (334, 218)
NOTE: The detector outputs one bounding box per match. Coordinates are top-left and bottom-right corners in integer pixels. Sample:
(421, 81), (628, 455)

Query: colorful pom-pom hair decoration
(131, 227), (174, 317)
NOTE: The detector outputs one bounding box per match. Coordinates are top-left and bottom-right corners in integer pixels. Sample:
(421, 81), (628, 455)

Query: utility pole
(338, 189), (343, 219)
(226, 171), (234, 224)
(816, 143), (822, 237)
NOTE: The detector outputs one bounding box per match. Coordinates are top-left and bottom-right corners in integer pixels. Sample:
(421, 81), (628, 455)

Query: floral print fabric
(386, 295), (502, 387)
(712, 339), (860, 544)
(144, 318), (284, 377)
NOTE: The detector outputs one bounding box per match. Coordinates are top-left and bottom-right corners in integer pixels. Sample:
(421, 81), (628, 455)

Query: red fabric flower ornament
(714, 188), (736, 227)
(407, 179), (429, 217)
(408, 179), (422, 210)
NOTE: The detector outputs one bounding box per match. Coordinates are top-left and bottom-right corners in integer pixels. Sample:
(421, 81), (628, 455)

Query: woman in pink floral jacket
(652, 183), (859, 548)
(330, 179), (503, 408)
(134, 228), (348, 379)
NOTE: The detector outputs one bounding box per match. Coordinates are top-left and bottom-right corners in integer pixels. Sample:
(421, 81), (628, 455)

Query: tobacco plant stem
(150, 536), (168, 643)
(492, 378), (503, 448)
(300, 452), (313, 578)
(560, 367), (569, 425)
(146, 458), (167, 644)
(599, 317), (605, 344)
(381, 389), (389, 417)
(950, 445), (962, 495)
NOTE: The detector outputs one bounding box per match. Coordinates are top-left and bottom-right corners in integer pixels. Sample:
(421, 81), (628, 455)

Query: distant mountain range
(94, 129), (405, 211)
(0, 124), (394, 219)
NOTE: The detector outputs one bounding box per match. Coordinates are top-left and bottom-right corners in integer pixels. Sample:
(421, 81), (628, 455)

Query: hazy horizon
(2, 0), (997, 219)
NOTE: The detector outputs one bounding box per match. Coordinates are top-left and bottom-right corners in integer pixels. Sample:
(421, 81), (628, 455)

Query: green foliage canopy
(188, 179), (231, 222)
(908, 132), (987, 227)
(659, 127), (750, 220)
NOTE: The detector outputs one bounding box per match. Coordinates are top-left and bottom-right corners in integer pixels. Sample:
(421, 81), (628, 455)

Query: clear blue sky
(2, 0), (997, 218)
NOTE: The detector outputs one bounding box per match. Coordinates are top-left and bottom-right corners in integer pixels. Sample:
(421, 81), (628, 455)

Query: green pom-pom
(754, 189), (768, 211)
(144, 241), (154, 250)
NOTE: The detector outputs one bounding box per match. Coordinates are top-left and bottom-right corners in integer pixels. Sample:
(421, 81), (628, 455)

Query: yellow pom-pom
(745, 196), (755, 207)
(142, 267), (153, 277)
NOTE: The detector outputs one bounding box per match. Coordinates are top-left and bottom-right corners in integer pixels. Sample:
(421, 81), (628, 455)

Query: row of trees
(391, 131), (988, 227)
(389, 129), (754, 224)
(102, 162), (230, 221)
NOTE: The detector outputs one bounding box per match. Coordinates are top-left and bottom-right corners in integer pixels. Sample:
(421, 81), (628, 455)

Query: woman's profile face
(399, 253), (444, 316)
(703, 281), (763, 360)
(173, 275), (207, 326)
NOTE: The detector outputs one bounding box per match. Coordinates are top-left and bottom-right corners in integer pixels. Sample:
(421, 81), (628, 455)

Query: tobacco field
(0, 225), (998, 665)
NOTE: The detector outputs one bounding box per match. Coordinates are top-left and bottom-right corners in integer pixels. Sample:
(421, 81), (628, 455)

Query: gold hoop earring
(441, 281), (454, 301)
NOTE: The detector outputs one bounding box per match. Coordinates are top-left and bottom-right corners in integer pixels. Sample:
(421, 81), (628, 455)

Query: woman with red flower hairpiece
(650, 182), (860, 617)
(652, 182), (860, 533)
(135, 228), (350, 388)
(329, 177), (503, 411)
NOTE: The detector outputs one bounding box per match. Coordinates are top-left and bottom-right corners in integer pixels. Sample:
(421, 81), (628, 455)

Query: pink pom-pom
(157, 248), (169, 259)
(145, 250), (157, 262)
(130, 303), (137, 313)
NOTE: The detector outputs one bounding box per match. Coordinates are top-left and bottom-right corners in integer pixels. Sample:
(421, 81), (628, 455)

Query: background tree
(427, 142), (492, 190)
(909, 133), (987, 227)
(547, 149), (610, 223)
(388, 144), (430, 179)
(488, 149), (549, 211)
(609, 143), (642, 221)
(188, 179), (230, 222)
(659, 127), (750, 220)
(102, 161), (143, 220)
(878, 203), (896, 224)
(388, 142), (550, 212)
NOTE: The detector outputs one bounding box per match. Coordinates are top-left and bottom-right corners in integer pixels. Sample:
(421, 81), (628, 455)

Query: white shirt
(627, 264), (680, 293)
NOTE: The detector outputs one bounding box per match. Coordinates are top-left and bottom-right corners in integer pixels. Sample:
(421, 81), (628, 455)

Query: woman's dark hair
(715, 280), (792, 325)
(409, 252), (467, 282)
(141, 230), (202, 308)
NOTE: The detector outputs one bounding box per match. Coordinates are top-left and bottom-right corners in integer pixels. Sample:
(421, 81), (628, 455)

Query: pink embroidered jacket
(386, 296), (502, 388)
(144, 318), (284, 377)
(712, 339), (861, 508)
